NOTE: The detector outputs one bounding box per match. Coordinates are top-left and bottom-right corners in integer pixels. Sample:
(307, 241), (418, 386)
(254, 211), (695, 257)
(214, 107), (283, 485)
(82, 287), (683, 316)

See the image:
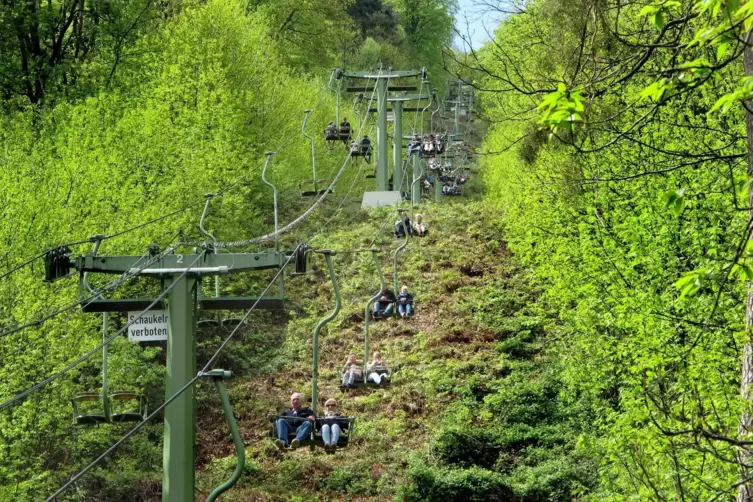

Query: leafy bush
(324, 468), (376, 495)
(398, 462), (514, 502)
(433, 428), (502, 469)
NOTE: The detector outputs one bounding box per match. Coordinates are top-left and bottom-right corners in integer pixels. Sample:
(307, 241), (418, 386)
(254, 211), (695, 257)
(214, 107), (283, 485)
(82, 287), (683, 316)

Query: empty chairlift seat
(71, 393), (108, 426)
(109, 391), (147, 423)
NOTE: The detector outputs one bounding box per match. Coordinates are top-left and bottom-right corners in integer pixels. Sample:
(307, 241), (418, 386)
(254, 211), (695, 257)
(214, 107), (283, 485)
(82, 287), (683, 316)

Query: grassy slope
(185, 172), (590, 501)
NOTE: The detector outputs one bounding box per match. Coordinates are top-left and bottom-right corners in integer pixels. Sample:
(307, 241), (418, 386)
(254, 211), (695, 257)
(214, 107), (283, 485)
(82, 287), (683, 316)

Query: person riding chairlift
(366, 352), (390, 386)
(436, 134), (446, 154)
(414, 214), (428, 237)
(397, 285), (414, 317)
(319, 398), (347, 453)
(269, 392), (316, 451)
(407, 134), (422, 157)
(422, 135), (435, 155)
(339, 117), (351, 147)
(395, 214), (412, 238)
(360, 135), (372, 163)
(325, 121), (338, 139)
(349, 140), (360, 159)
(373, 288), (397, 318)
(442, 183), (461, 196)
(342, 353), (363, 388)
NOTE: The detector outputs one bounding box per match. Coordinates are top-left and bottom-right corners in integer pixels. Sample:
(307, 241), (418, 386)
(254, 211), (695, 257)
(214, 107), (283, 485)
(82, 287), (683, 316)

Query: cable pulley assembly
(295, 243), (310, 274)
(44, 246), (73, 282)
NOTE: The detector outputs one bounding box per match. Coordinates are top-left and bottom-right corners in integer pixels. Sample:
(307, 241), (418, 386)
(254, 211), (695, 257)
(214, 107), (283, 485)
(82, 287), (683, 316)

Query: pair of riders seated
(407, 134), (446, 157)
(271, 392), (349, 453)
(329, 118), (350, 147)
(442, 183), (461, 195)
(349, 136), (372, 162)
(342, 352), (391, 387)
(373, 286), (414, 318)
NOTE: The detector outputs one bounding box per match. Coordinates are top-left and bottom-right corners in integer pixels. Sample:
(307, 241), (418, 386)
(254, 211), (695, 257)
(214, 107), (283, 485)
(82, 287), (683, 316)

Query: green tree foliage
(0, 0), (458, 498)
(0, 0), (159, 105)
(471, 0), (753, 499)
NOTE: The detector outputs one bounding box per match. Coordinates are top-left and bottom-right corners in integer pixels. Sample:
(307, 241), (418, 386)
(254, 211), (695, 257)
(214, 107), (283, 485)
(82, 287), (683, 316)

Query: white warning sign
(127, 310), (169, 342)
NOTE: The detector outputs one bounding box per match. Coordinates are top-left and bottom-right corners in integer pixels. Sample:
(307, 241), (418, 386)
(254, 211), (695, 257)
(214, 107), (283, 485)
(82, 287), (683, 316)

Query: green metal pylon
(393, 101), (403, 192)
(376, 76), (389, 191)
(163, 274), (198, 502)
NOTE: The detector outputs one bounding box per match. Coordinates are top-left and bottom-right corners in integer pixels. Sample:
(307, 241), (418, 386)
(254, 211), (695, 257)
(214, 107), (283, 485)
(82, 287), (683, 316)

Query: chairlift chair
(372, 299), (415, 320)
(269, 415), (354, 451)
(71, 393), (108, 426)
(109, 391), (147, 423)
(340, 367), (392, 390)
(221, 318), (247, 331)
(198, 319), (221, 331)
(299, 179), (332, 197)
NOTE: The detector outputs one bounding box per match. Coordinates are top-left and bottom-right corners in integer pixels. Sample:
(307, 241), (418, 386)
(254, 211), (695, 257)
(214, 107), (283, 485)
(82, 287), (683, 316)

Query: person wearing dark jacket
(339, 117), (352, 147)
(360, 135), (372, 163)
(373, 289), (397, 317)
(270, 392), (315, 451)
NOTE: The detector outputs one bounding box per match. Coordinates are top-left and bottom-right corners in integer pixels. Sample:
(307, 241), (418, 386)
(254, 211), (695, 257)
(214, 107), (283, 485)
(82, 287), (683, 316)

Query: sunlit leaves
(661, 188), (686, 215)
(537, 83), (585, 134)
(640, 1), (681, 30)
(709, 76), (753, 113)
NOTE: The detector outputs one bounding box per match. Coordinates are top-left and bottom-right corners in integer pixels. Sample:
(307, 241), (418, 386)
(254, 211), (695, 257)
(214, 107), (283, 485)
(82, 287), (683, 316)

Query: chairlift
(71, 393), (108, 426)
(109, 391), (147, 423)
(299, 179), (332, 197)
(268, 251), (354, 452)
(269, 415), (355, 451)
(198, 319), (221, 330)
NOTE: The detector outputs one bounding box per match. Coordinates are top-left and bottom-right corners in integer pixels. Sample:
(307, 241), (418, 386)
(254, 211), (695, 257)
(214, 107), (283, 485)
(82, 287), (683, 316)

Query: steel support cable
(0, 251), (208, 412)
(190, 71), (385, 249)
(46, 246), (300, 501)
(0, 242), (184, 341)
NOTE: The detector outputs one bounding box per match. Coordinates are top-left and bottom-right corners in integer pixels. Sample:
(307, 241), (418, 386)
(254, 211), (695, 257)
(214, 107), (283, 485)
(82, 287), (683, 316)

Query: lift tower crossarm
(339, 70), (423, 79)
(72, 248), (289, 502)
(359, 94), (432, 102)
(75, 252), (287, 275)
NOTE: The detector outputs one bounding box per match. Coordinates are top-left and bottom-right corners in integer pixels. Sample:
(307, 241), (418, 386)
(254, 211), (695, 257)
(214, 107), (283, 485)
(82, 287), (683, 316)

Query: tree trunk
(737, 36), (753, 502)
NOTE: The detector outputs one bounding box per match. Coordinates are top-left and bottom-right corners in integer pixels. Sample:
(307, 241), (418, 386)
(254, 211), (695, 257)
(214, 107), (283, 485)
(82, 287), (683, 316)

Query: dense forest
(5, 0), (753, 500)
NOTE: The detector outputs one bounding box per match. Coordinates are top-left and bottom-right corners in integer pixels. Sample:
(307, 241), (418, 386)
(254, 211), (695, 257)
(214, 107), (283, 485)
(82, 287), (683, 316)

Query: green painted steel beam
(393, 102), (403, 192)
(76, 252), (287, 274)
(360, 94), (431, 102)
(376, 77), (389, 191)
(346, 86), (418, 92)
(368, 107), (428, 113)
(340, 70), (423, 79)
